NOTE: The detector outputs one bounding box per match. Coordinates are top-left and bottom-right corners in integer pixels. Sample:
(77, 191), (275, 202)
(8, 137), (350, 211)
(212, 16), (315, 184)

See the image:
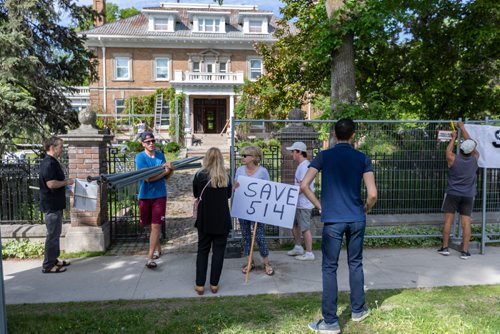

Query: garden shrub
(165, 142), (181, 152)
(2, 239), (45, 259)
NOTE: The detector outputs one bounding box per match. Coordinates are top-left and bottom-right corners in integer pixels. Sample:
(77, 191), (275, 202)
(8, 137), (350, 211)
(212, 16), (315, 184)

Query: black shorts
(442, 194), (474, 216)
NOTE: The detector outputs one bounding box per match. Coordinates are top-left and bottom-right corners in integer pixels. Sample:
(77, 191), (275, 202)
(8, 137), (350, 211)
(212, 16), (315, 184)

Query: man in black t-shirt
(39, 136), (74, 273)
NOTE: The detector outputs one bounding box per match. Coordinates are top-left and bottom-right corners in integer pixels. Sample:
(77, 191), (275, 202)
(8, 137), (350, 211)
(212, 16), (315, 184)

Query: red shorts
(139, 197), (167, 226)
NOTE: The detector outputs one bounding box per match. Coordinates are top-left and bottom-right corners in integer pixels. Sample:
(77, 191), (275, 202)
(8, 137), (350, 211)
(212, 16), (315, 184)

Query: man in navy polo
(301, 119), (378, 334)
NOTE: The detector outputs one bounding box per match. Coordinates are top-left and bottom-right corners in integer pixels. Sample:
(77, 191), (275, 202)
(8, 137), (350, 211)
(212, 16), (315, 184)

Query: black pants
(43, 211), (63, 270)
(196, 230), (228, 286)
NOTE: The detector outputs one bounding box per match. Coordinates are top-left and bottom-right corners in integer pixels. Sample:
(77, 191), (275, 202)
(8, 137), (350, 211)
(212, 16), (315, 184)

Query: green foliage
(0, 0), (98, 155)
(165, 141), (181, 153)
(245, 0), (499, 121)
(2, 239), (44, 259)
(74, 2), (140, 32)
(125, 141), (143, 153)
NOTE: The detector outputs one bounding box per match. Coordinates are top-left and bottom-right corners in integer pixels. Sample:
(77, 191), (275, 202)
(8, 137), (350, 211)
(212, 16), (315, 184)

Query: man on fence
(136, 132), (174, 269)
(286, 141), (315, 261)
(438, 121), (479, 260)
(300, 119), (377, 334)
(39, 136), (74, 274)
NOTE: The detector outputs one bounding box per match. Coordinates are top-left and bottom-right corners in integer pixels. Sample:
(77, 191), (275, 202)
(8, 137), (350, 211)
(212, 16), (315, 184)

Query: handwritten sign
(231, 176), (299, 229)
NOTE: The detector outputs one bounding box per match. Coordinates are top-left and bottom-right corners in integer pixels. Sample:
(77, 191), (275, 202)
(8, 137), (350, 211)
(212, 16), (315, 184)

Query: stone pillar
(274, 108), (320, 240)
(184, 94), (192, 147)
(60, 108), (113, 252)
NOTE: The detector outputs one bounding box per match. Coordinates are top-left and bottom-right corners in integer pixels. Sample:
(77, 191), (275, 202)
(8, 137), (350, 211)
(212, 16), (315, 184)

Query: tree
(0, 0), (98, 154)
(252, 0), (499, 120)
(74, 2), (140, 31)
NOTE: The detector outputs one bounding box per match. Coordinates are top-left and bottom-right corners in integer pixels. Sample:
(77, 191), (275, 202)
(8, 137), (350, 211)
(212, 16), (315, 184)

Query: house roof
(81, 6), (280, 43)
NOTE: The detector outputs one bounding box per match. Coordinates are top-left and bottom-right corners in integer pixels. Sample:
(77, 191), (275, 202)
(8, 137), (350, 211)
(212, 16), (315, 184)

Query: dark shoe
(437, 247), (450, 256)
(42, 265), (67, 274)
(210, 285), (219, 294)
(308, 319), (341, 333)
(56, 259), (71, 267)
(194, 285), (205, 295)
(352, 306), (370, 322)
(460, 251), (471, 260)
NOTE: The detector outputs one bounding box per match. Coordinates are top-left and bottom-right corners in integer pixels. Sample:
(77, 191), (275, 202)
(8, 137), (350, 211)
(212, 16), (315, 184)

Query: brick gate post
(60, 108), (113, 252)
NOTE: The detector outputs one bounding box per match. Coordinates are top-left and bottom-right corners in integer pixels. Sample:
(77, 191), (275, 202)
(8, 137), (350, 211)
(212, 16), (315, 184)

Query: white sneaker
(287, 246), (304, 256)
(296, 252), (315, 261)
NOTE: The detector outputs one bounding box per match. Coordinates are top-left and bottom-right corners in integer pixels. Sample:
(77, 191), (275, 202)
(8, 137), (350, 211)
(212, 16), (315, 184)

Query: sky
(74, 0), (285, 17)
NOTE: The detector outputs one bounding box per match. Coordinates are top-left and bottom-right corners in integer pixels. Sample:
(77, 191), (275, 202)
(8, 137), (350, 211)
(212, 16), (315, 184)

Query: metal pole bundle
(87, 156), (203, 189)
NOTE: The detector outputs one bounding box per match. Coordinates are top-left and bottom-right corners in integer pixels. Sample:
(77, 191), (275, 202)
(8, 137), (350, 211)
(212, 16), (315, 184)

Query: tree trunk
(325, 0), (356, 116)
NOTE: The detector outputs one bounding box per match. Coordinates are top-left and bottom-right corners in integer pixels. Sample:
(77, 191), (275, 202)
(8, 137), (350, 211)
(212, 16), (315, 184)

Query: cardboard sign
(73, 179), (98, 211)
(231, 176), (299, 229)
(464, 124), (500, 168)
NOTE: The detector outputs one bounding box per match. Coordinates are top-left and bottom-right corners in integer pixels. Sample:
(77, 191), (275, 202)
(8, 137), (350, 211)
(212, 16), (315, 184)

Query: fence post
(60, 108), (113, 252)
(480, 116), (489, 254)
(0, 229), (7, 334)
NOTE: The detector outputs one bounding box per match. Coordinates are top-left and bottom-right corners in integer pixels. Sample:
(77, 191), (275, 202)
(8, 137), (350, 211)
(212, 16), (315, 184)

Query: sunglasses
(242, 154), (253, 158)
(143, 140), (156, 145)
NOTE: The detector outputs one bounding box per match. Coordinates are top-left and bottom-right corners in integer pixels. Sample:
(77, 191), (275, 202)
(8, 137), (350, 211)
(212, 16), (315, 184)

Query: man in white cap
(286, 141), (315, 261)
(438, 121), (479, 260)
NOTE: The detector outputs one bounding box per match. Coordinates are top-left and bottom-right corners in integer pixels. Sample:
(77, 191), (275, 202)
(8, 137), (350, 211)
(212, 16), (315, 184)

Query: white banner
(464, 124), (500, 168)
(231, 176), (299, 229)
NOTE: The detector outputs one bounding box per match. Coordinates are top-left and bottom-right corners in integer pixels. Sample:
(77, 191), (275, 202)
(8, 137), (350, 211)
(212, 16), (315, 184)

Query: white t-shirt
(235, 165), (270, 181)
(137, 122), (146, 134)
(295, 159), (314, 209)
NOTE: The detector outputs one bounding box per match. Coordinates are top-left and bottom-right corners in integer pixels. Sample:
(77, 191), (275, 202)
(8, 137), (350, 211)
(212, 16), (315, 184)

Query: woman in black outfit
(193, 147), (232, 295)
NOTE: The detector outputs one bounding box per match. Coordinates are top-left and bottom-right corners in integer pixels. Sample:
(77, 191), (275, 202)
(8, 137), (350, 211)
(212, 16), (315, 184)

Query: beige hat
(286, 141), (307, 152)
(460, 139), (476, 154)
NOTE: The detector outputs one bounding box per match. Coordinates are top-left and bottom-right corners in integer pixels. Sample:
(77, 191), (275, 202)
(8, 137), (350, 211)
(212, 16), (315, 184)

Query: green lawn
(7, 285), (500, 333)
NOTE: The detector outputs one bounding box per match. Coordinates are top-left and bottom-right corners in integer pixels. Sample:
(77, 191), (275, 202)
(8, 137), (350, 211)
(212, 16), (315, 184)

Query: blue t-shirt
(135, 150), (167, 199)
(310, 143), (373, 223)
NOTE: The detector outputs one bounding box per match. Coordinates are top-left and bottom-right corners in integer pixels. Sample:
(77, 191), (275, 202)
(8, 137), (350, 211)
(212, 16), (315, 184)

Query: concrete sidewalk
(3, 247), (500, 304)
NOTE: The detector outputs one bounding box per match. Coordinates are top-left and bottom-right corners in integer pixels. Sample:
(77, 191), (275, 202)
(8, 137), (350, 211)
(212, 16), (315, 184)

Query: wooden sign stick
(245, 222), (258, 286)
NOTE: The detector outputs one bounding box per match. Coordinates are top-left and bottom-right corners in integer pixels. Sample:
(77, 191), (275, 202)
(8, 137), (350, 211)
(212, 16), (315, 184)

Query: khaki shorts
(294, 208), (312, 233)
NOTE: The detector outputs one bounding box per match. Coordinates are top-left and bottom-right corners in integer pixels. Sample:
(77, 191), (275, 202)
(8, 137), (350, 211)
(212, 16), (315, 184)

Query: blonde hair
(202, 147), (228, 187)
(241, 145), (262, 165)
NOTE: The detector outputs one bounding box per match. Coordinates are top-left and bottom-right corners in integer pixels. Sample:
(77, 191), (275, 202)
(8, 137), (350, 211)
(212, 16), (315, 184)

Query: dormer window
(239, 14), (271, 34)
(199, 18), (220, 32)
(147, 15), (175, 32)
(154, 18), (169, 31)
(249, 20), (263, 33)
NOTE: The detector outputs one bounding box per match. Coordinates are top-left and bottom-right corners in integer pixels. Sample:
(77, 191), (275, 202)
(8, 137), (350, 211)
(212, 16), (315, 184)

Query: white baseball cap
(286, 141), (307, 152)
(460, 139), (476, 154)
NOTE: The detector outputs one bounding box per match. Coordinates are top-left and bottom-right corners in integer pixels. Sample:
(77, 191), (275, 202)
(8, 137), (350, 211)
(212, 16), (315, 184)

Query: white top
(235, 165), (270, 181)
(295, 159), (314, 209)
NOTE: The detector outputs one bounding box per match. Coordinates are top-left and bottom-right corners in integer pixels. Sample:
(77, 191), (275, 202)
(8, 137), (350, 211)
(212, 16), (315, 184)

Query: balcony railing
(173, 71), (244, 84)
(67, 86), (90, 96)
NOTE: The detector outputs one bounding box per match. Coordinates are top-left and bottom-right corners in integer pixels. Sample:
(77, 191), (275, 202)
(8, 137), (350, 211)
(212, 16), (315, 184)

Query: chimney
(93, 0), (106, 27)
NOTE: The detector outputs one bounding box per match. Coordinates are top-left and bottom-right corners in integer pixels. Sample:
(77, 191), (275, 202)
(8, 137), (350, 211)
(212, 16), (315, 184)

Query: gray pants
(43, 211), (63, 270)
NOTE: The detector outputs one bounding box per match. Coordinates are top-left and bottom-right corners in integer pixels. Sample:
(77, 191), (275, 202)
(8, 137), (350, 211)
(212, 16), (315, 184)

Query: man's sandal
(145, 259), (157, 269)
(56, 259), (71, 267)
(42, 265), (67, 274)
(152, 250), (161, 260)
(241, 262), (255, 274)
(264, 263), (275, 276)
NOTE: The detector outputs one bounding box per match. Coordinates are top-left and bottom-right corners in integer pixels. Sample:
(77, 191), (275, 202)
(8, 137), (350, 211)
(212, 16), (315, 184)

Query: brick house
(81, 1), (278, 141)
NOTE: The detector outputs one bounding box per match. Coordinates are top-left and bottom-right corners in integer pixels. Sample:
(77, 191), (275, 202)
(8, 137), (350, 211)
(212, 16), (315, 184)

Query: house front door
(193, 98), (227, 134)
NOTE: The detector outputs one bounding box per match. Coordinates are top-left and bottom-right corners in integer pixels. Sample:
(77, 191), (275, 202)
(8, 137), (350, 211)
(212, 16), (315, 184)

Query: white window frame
(242, 17), (269, 34)
(154, 56), (170, 81)
(115, 99), (125, 113)
(249, 20), (263, 33)
(154, 18), (169, 31)
(114, 56), (131, 80)
(194, 16), (225, 33)
(248, 58), (263, 80)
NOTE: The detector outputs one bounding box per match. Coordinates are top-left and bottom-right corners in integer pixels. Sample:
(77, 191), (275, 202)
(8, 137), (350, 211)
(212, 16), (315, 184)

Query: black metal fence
(0, 156), (70, 225)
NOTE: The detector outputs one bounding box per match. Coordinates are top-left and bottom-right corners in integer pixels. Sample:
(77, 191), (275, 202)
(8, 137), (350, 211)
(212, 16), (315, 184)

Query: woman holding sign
(235, 146), (274, 276)
(192, 147), (232, 295)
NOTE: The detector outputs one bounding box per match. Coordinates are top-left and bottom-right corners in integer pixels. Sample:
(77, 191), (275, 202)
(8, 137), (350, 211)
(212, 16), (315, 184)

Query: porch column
(228, 94), (235, 144)
(60, 108), (113, 252)
(184, 94), (192, 147)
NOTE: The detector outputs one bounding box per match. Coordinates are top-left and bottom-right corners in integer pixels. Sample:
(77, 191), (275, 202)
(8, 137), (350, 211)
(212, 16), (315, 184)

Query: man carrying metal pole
(438, 121), (479, 260)
(136, 132), (174, 269)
